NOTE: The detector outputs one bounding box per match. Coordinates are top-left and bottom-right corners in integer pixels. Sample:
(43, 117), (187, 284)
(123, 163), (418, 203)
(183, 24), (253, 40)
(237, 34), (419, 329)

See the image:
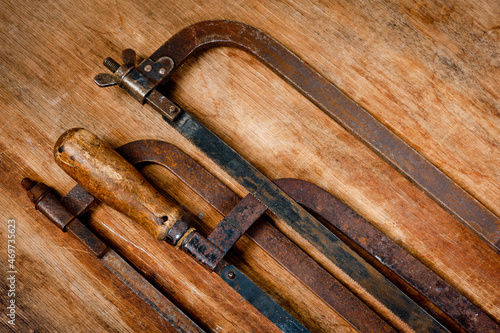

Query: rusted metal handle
(53, 128), (182, 240)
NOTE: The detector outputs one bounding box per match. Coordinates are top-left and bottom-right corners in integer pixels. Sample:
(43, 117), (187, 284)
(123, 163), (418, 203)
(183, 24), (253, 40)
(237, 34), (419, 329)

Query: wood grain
(1, 0), (498, 331)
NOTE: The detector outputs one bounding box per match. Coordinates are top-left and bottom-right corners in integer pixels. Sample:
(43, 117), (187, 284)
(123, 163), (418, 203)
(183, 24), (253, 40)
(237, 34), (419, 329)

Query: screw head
(227, 271), (236, 279)
(159, 67), (166, 75)
(144, 64), (152, 72)
(169, 105), (176, 112)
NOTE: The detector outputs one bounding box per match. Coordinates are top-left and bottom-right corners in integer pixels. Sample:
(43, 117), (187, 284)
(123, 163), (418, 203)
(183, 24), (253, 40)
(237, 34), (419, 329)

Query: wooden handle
(53, 128), (182, 240)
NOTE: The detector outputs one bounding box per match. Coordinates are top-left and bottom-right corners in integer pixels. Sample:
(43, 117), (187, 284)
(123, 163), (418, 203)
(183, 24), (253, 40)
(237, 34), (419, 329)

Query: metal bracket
(94, 49), (181, 121)
(22, 178), (106, 257)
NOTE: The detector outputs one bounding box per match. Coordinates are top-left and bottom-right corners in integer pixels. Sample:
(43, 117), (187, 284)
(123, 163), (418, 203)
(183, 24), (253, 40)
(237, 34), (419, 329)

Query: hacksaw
(94, 20), (500, 254)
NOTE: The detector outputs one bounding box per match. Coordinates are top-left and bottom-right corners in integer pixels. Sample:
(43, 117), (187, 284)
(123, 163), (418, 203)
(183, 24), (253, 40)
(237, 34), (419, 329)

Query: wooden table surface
(1, 0), (499, 332)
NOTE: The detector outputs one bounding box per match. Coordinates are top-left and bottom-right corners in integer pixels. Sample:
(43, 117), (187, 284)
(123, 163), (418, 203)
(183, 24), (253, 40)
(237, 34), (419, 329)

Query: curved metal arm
(149, 20), (499, 253)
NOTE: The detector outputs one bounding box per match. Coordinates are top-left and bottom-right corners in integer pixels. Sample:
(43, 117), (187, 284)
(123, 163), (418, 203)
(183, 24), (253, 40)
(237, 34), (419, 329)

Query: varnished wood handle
(53, 128), (182, 240)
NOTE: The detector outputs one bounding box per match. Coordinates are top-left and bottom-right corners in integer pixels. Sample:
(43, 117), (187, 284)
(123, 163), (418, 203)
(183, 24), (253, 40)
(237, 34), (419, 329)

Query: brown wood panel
(1, 0), (498, 331)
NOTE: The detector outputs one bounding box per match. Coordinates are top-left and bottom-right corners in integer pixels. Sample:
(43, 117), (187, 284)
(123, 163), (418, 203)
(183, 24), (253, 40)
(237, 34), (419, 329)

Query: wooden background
(1, 0), (499, 331)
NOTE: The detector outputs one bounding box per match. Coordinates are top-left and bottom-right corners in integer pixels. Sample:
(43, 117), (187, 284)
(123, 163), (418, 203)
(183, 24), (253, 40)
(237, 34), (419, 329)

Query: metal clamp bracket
(94, 49), (181, 121)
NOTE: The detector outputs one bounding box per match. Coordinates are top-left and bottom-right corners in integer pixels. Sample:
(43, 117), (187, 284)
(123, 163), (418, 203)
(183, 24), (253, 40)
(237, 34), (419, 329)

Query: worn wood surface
(1, 0), (499, 332)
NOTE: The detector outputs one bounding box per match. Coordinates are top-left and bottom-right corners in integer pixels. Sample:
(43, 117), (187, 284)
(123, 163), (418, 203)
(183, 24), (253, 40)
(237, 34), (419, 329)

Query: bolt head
(144, 64), (152, 72)
(159, 67), (166, 75)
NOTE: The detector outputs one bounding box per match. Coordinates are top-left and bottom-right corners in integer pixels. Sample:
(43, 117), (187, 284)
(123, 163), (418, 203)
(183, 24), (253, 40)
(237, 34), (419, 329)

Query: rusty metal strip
(208, 194), (266, 257)
(100, 250), (206, 333)
(22, 179), (205, 333)
(220, 264), (309, 333)
(117, 140), (395, 332)
(61, 184), (96, 217)
(146, 20), (499, 253)
(116, 140), (499, 332)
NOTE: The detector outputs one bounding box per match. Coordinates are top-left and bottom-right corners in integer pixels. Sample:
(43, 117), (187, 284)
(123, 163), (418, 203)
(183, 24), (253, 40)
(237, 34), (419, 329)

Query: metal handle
(53, 128), (182, 240)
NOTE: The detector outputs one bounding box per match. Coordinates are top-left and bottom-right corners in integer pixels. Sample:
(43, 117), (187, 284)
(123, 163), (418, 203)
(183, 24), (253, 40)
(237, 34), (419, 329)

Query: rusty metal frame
(98, 20), (499, 253)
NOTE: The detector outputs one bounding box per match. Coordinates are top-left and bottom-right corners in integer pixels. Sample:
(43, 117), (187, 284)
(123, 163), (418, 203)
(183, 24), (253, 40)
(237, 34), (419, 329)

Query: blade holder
(94, 20), (500, 254)
(181, 193), (267, 271)
(95, 49), (181, 121)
